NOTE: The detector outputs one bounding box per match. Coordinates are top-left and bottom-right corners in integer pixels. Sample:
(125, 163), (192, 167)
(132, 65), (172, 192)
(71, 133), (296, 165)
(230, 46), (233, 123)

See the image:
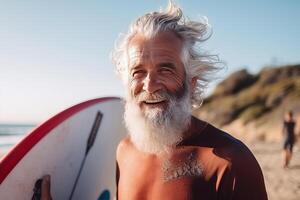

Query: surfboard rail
(0, 97), (121, 184)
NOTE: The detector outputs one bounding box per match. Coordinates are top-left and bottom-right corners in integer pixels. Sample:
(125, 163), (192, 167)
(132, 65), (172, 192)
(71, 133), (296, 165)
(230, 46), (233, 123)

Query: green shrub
(239, 104), (268, 124)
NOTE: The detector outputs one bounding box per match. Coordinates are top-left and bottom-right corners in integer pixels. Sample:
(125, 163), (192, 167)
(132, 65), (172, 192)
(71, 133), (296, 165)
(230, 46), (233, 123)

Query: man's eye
(132, 71), (144, 78)
(160, 68), (173, 74)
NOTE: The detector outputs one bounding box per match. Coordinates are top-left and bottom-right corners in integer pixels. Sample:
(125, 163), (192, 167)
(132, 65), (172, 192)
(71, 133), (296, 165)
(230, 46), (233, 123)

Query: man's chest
(118, 168), (218, 200)
(117, 150), (225, 200)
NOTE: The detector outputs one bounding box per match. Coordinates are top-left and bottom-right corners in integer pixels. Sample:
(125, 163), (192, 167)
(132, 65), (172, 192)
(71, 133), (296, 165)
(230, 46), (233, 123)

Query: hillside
(194, 64), (300, 142)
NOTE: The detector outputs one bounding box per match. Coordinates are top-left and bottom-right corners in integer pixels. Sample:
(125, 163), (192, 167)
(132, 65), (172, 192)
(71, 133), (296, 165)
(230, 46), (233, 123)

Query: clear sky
(0, 0), (299, 124)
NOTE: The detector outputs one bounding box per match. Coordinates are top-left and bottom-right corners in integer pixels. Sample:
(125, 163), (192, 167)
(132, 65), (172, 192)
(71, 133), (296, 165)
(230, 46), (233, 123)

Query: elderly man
(112, 2), (267, 200)
(41, 2), (268, 200)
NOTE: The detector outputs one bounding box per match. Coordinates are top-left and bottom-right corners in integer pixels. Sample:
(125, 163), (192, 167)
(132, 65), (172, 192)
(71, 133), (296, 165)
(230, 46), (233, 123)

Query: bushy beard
(124, 82), (192, 154)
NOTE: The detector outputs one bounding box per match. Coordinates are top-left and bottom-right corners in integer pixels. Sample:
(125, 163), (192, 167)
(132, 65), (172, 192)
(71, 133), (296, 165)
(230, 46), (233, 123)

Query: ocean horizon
(0, 124), (36, 156)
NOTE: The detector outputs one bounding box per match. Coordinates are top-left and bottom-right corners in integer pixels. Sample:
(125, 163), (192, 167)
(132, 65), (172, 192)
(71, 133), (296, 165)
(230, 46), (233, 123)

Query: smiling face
(124, 31), (193, 153)
(127, 31), (187, 116)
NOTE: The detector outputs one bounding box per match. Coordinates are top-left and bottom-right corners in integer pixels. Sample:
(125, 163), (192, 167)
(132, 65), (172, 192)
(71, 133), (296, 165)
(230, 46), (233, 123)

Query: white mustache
(136, 91), (172, 103)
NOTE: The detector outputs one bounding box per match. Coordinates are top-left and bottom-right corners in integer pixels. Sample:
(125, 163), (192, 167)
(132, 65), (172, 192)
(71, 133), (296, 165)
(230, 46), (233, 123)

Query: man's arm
(282, 122), (286, 136)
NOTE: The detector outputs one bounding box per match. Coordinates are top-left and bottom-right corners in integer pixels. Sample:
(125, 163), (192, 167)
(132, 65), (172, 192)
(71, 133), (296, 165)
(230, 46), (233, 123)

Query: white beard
(124, 86), (192, 154)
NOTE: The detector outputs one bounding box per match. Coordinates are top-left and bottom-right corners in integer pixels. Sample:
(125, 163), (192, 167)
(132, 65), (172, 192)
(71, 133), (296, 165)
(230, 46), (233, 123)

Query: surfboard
(0, 97), (126, 200)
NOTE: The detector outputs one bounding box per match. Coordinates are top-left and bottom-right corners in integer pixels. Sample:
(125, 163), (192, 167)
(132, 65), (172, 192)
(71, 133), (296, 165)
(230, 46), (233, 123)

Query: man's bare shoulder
(116, 136), (135, 161)
(118, 136), (132, 148)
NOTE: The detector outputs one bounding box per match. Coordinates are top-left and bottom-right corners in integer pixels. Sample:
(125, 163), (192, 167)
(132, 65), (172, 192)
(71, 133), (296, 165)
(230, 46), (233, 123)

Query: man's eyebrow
(130, 64), (143, 72)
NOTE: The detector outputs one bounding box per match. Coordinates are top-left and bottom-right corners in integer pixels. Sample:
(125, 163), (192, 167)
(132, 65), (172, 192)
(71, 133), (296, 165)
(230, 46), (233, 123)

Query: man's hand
(41, 175), (52, 200)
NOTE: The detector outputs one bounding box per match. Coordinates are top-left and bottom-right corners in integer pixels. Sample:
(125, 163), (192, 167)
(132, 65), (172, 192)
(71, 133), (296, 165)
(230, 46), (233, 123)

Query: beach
(248, 141), (300, 200)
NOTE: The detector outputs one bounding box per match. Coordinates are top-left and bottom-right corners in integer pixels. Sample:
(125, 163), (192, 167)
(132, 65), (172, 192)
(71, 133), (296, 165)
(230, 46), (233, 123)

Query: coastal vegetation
(195, 64), (300, 141)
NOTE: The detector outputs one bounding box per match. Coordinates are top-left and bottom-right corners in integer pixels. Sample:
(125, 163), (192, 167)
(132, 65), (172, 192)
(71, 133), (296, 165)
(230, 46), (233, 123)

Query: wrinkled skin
(127, 31), (195, 114)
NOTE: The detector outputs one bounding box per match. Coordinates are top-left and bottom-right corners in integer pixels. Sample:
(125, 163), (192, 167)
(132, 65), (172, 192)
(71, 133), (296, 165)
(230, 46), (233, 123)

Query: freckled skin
(117, 32), (268, 200)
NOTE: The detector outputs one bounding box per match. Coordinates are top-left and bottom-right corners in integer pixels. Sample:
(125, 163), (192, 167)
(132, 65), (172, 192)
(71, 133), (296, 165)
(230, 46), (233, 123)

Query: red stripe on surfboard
(0, 97), (121, 184)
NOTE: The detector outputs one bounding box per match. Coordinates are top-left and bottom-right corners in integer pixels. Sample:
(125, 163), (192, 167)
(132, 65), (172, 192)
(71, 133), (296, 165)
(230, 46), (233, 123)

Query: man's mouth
(142, 99), (167, 106)
(144, 99), (165, 103)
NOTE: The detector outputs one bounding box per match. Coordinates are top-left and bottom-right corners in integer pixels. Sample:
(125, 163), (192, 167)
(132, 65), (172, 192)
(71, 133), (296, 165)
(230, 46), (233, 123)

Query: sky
(0, 0), (299, 124)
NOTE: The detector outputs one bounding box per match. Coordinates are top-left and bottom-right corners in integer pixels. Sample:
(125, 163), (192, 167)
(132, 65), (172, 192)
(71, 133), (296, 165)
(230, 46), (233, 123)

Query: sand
(248, 141), (300, 200)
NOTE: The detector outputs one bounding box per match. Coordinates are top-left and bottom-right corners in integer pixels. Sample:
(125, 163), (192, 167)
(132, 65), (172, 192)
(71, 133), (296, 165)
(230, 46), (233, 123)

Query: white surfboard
(0, 97), (126, 200)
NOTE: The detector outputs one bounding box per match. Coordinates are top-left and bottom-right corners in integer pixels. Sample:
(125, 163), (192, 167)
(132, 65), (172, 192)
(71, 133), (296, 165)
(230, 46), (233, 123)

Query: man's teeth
(144, 99), (165, 103)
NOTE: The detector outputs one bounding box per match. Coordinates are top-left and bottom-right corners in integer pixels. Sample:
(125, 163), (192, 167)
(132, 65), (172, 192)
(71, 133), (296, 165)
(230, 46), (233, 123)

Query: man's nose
(142, 73), (161, 93)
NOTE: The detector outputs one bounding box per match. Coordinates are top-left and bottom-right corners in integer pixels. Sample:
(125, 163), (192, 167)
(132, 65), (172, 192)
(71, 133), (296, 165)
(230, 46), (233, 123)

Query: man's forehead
(128, 46), (179, 59)
(128, 32), (183, 53)
(127, 32), (184, 63)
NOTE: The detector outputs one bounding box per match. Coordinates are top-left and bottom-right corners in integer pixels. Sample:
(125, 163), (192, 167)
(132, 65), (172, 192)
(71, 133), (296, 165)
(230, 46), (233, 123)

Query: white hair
(111, 1), (220, 107)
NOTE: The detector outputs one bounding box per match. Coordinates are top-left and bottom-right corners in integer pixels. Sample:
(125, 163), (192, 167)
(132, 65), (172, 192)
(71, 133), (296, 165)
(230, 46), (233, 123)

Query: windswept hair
(111, 1), (220, 107)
